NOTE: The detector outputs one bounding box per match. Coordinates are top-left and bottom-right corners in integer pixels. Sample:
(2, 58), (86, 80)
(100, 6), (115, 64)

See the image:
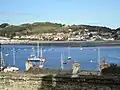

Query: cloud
(0, 11), (30, 15)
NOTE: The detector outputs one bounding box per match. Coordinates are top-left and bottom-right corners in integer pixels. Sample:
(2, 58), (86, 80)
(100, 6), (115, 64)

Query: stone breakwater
(0, 72), (120, 90)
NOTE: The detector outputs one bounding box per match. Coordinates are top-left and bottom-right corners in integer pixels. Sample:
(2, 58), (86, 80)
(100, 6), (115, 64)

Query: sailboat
(26, 42), (46, 71)
(80, 45), (83, 51)
(62, 53), (67, 64)
(11, 47), (19, 70)
(4, 47), (19, 72)
(5, 48), (9, 56)
(67, 46), (71, 60)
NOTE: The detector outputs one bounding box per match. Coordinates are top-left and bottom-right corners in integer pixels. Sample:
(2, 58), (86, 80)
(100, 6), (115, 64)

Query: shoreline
(1, 40), (120, 47)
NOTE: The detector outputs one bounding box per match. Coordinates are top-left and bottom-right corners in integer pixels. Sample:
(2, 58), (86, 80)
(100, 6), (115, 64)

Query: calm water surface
(1, 44), (120, 71)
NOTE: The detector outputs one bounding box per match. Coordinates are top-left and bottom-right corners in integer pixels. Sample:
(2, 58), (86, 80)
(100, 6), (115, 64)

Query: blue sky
(0, 0), (120, 28)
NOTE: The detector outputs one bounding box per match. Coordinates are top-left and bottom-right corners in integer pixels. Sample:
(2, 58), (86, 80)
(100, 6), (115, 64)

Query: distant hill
(0, 22), (67, 38)
(69, 24), (113, 32)
(0, 22), (119, 38)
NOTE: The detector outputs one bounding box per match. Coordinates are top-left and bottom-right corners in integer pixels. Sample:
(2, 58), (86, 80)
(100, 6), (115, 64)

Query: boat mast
(61, 53), (64, 70)
(98, 47), (100, 71)
(50, 44), (52, 49)
(68, 46), (70, 56)
(0, 44), (4, 67)
(13, 47), (15, 66)
(1, 50), (4, 66)
(31, 46), (36, 57)
(37, 42), (40, 58)
(40, 45), (42, 57)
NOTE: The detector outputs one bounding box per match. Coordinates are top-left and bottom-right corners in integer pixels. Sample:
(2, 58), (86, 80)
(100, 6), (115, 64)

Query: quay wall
(1, 40), (120, 47)
(0, 72), (120, 90)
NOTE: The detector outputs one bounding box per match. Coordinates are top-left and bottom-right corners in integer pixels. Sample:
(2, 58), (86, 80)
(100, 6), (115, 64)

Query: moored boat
(26, 42), (46, 71)
(3, 47), (19, 72)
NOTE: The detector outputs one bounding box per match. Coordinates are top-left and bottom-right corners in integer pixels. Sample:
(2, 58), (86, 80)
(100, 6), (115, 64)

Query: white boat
(0, 45), (19, 72)
(24, 48), (27, 51)
(5, 53), (9, 56)
(90, 60), (93, 63)
(68, 56), (71, 60)
(26, 42), (46, 71)
(27, 57), (46, 62)
(4, 47), (19, 72)
(4, 66), (19, 72)
(80, 48), (83, 51)
(5, 48), (9, 56)
(43, 49), (46, 52)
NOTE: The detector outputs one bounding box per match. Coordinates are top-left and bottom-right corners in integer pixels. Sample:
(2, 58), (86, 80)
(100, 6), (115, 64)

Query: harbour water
(1, 44), (120, 71)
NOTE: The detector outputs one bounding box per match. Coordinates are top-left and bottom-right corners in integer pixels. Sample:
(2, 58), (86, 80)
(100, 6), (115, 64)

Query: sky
(0, 0), (120, 29)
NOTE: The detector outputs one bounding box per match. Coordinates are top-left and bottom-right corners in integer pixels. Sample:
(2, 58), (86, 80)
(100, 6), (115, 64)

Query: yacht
(62, 53), (67, 64)
(4, 65), (19, 72)
(3, 47), (19, 72)
(0, 45), (19, 72)
(26, 43), (46, 71)
(5, 48), (9, 56)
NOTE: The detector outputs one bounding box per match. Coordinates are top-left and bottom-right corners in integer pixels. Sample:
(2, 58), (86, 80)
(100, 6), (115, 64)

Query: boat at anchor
(25, 42), (46, 71)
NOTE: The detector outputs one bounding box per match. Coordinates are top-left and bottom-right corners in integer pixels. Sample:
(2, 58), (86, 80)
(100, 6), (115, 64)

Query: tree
(0, 23), (9, 28)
